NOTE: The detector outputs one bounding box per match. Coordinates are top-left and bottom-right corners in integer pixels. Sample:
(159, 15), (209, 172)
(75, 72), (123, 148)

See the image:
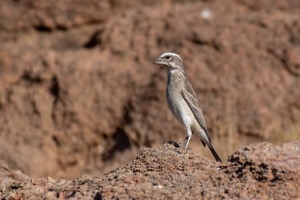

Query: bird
(153, 52), (222, 162)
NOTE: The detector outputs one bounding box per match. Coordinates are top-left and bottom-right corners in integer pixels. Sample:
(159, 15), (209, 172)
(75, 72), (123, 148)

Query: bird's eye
(165, 55), (171, 59)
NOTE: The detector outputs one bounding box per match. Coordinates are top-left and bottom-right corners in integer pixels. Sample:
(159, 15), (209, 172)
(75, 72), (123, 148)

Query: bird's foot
(166, 141), (180, 148)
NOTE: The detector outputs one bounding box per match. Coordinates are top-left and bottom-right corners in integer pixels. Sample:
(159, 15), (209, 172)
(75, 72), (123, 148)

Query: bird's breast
(166, 84), (193, 127)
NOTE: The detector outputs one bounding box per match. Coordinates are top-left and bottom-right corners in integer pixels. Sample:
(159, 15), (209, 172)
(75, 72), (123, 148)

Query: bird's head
(153, 52), (184, 71)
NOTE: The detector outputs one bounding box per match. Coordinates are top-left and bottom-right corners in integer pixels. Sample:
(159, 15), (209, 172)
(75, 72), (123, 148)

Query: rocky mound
(1, 142), (299, 199)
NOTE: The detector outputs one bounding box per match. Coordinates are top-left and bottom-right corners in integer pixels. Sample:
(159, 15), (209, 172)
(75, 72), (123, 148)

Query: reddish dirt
(0, 0), (299, 197)
(1, 142), (299, 199)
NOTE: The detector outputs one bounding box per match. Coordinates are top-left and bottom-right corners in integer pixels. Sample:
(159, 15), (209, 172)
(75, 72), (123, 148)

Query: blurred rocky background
(0, 0), (299, 181)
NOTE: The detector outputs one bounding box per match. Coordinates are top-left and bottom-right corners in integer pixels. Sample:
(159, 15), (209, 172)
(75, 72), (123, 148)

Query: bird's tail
(207, 143), (222, 162)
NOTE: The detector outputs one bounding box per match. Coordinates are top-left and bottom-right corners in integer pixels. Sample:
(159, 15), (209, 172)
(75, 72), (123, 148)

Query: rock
(1, 142), (299, 199)
(0, 161), (29, 189)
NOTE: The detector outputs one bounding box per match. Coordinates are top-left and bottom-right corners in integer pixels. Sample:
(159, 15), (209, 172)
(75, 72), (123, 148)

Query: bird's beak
(153, 57), (164, 65)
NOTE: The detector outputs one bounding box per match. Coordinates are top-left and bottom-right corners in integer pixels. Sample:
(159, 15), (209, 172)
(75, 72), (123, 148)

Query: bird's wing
(181, 80), (212, 143)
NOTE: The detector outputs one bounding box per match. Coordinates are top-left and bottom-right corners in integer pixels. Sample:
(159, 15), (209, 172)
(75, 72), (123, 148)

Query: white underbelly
(166, 92), (194, 128)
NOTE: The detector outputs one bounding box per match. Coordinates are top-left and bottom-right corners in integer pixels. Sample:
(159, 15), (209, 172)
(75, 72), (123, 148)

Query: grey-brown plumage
(153, 52), (222, 162)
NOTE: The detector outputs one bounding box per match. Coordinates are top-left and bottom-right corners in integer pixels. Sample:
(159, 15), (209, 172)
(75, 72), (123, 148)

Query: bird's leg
(182, 127), (192, 149)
